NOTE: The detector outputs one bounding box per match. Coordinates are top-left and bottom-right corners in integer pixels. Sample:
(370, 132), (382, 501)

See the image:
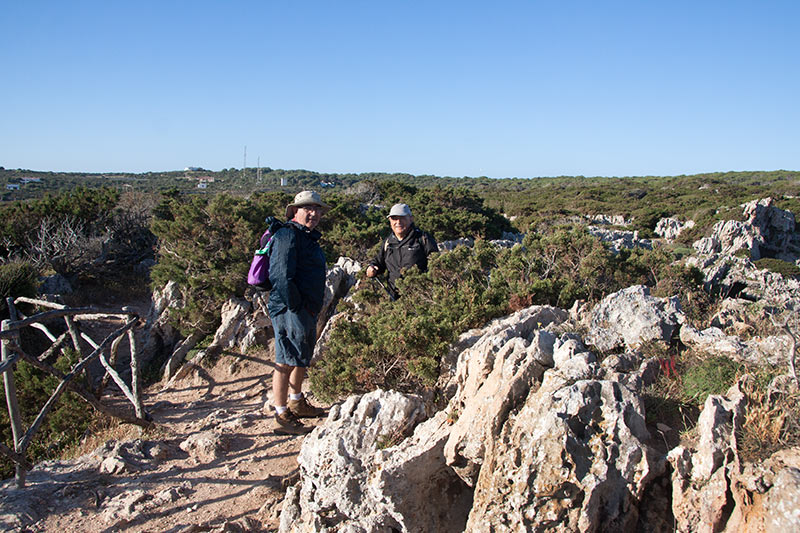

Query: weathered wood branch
(0, 346), (21, 375)
(129, 328), (144, 419)
(0, 441), (32, 470)
(17, 318), (145, 452)
(8, 343), (149, 429)
(38, 332), (70, 362)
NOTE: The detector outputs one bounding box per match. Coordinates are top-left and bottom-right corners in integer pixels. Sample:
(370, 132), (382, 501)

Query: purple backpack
(247, 217), (284, 290)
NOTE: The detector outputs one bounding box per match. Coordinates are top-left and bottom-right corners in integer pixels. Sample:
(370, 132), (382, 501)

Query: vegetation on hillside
(311, 228), (693, 401)
(2, 168), (800, 478)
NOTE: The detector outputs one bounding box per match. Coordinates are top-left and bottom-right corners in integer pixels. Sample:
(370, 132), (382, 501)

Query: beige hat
(387, 203), (412, 218)
(285, 190), (331, 219)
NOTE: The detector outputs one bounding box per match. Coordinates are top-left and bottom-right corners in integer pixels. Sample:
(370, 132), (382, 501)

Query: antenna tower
(242, 146), (247, 179)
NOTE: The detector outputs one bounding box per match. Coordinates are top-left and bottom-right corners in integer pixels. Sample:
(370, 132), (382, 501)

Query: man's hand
(366, 265), (377, 278)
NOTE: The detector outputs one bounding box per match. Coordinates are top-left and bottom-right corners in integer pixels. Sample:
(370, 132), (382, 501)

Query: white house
(6, 183), (20, 190)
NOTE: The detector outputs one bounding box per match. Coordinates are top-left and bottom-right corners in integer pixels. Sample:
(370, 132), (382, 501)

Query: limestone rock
(680, 325), (794, 367)
(438, 237), (475, 251)
(587, 226), (653, 253)
(668, 381), (746, 533)
(140, 280), (184, 365)
(38, 273), (73, 295)
(101, 489), (151, 526)
(586, 285), (683, 352)
(692, 198), (800, 262)
(179, 431), (228, 463)
(280, 389), (438, 532)
(655, 217), (695, 242)
(466, 376), (664, 532)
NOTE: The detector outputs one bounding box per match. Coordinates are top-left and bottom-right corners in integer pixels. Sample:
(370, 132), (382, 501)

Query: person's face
(389, 215), (412, 239)
(294, 205), (323, 230)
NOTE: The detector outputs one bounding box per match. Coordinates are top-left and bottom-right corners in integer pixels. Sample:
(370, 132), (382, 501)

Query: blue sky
(1, 1), (797, 178)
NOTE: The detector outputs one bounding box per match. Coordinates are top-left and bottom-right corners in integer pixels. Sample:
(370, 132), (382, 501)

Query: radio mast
(242, 146), (247, 180)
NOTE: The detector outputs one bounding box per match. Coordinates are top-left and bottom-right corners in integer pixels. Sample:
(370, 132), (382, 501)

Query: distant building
(320, 181), (335, 188)
(20, 177), (41, 184)
(185, 166), (204, 172)
(197, 182), (208, 189)
(6, 183), (20, 190)
(280, 177), (288, 186)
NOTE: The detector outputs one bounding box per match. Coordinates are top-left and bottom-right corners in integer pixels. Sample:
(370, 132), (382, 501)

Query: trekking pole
(372, 277), (396, 301)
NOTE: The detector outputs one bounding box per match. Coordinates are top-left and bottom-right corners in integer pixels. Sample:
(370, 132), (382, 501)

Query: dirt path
(3, 347), (323, 533)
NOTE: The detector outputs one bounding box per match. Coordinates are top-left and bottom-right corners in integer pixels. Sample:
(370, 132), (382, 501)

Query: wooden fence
(1, 296), (150, 488)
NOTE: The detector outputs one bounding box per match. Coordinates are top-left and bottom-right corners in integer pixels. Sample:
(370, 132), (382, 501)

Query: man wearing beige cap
(268, 190), (330, 435)
(366, 203), (437, 299)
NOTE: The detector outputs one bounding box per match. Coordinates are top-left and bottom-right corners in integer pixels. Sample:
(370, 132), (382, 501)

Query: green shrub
(0, 261), (38, 317)
(310, 241), (507, 401)
(754, 257), (800, 279)
(0, 348), (94, 479)
(150, 193), (275, 335)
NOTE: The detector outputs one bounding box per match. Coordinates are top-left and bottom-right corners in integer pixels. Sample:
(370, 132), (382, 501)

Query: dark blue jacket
(267, 221), (326, 317)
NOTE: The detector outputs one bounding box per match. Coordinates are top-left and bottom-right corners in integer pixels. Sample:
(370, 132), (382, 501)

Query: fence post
(2, 318), (26, 488)
(128, 327), (145, 420)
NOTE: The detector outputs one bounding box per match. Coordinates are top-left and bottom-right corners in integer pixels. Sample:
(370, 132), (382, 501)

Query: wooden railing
(1, 296), (150, 488)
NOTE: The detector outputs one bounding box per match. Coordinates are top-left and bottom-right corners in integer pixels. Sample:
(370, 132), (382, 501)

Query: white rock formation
(655, 217), (695, 242)
(585, 285), (684, 352)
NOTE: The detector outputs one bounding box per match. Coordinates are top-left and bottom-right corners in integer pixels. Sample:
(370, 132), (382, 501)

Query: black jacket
(369, 226), (437, 295)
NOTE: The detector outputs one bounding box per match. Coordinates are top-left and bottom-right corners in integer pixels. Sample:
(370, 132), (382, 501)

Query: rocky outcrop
(279, 390), (464, 532)
(587, 226), (652, 253)
(588, 214), (628, 226)
(281, 303), (670, 532)
(140, 280), (184, 366)
(585, 285), (684, 352)
(692, 198), (800, 262)
(686, 254), (800, 311)
(655, 217), (695, 242)
(680, 325), (793, 367)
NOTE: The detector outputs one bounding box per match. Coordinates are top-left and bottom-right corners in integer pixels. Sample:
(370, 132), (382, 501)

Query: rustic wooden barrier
(1, 296), (150, 488)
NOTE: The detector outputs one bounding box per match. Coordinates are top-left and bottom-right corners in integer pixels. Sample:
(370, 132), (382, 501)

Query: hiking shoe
(288, 396), (326, 418)
(273, 410), (313, 435)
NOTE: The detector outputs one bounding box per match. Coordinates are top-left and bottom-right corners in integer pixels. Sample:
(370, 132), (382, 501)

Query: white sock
(289, 393), (303, 401)
(275, 405), (288, 415)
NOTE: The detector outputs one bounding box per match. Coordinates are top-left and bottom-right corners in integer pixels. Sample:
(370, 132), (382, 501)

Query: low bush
(311, 226), (702, 402)
(754, 257), (800, 279)
(0, 349), (94, 479)
(311, 241), (507, 401)
(0, 261), (38, 318)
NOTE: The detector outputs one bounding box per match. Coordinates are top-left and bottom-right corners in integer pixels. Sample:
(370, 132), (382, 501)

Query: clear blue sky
(2, 1), (797, 178)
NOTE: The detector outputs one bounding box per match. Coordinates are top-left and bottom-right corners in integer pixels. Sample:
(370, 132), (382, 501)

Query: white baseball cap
(387, 203), (412, 218)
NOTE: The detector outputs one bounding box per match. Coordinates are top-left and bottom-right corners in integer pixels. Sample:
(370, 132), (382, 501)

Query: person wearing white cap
(365, 203), (437, 299)
(267, 190), (331, 435)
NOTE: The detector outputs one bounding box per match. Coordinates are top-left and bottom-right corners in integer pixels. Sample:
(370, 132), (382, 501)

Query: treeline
(4, 167), (799, 216)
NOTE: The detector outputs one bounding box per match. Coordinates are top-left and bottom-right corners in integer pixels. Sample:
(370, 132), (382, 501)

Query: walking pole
(372, 277), (396, 301)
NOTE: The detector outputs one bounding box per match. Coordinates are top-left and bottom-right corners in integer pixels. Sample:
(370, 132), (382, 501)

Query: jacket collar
(288, 220), (322, 241)
(388, 225), (418, 245)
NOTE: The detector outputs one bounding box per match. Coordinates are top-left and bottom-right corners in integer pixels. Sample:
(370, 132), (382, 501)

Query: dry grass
(739, 374), (800, 462)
